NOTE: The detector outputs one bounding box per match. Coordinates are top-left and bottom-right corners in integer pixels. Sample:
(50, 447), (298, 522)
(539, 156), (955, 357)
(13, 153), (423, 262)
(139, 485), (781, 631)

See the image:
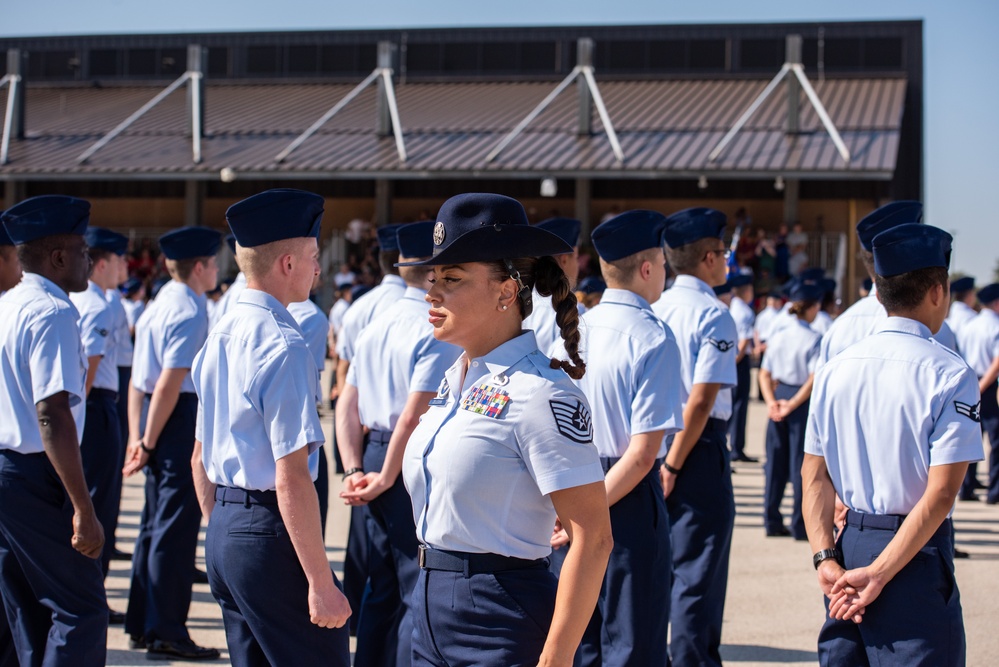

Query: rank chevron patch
(549, 399), (593, 444)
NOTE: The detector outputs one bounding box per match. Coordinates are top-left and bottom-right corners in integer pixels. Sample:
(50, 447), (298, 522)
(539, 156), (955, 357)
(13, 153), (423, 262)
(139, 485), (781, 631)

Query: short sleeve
(195, 399), (205, 443)
(162, 315), (204, 370)
(928, 369), (986, 466)
(514, 382), (604, 496)
(29, 311), (85, 407)
(804, 371), (829, 457)
(693, 310), (738, 387)
(805, 337), (822, 374)
(410, 337), (461, 394)
(258, 347), (325, 461)
(630, 331), (684, 437)
(734, 307), (755, 342)
(79, 304), (113, 359)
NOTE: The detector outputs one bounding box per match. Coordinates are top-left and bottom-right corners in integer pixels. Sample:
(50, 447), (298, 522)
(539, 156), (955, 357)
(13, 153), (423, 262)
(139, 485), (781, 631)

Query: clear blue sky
(4, 0), (998, 282)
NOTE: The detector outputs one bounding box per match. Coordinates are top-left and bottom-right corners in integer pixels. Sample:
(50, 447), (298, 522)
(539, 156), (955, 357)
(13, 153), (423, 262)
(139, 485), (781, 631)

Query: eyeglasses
(706, 248), (731, 261)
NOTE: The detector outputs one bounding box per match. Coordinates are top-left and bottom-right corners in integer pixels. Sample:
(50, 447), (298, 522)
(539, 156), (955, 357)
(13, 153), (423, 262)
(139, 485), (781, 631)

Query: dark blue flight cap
(872, 223), (951, 278)
(536, 217), (581, 248)
(159, 227), (222, 260)
(225, 233), (236, 254)
(713, 282), (732, 297)
(376, 223), (406, 253)
(120, 277), (142, 296)
(350, 283), (373, 302)
(950, 276), (975, 293)
(85, 227), (128, 256)
(150, 276), (170, 299)
(977, 283), (999, 305)
(226, 189), (324, 248)
(788, 279), (826, 303)
(396, 221), (435, 260)
(821, 278), (837, 294)
(862, 277), (873, 292)
(577, 276), (606, 294)
(591, 210), (668, 261)
(662, 207), (726, 250)
(398, 193), (571, 266)
(1, 195), (90, 245)
(728, 274), (753, 288)
(856, 201), (922, 251)
(799, 267), (826, 282)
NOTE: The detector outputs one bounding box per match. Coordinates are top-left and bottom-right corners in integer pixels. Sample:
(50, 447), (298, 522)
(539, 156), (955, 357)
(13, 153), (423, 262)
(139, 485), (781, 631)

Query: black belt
(214, 485), (278, 507)
(88, 387), (117, 402)
(703, 418), (728, 433)
(599, 456), (663, 475)
(418, 545), (544, 575)
(845, 510), (907, 531)
(366, 429), (393, 445)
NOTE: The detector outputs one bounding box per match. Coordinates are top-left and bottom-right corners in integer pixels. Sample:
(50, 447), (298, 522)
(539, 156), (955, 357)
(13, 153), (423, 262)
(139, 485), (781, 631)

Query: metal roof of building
(0, 76), (905, 180)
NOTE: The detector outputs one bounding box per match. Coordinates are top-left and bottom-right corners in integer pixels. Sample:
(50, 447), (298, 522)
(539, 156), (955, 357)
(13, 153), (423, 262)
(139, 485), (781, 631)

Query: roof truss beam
(0, 74), (20, 166)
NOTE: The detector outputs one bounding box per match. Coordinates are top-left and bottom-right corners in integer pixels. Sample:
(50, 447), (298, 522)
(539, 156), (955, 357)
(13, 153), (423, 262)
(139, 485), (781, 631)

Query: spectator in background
(775, 224), (790, 281)
(755, 230), (777, 278)
(334, 263), (356, 288)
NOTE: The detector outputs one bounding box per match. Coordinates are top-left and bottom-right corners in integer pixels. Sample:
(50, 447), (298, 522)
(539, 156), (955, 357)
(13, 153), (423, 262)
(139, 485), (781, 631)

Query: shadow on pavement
(721, 644), (818, 662)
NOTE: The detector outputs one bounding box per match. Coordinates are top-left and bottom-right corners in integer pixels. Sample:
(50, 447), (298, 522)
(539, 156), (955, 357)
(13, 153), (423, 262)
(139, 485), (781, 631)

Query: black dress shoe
(146, 638), (220, 661)
(958, 494), (978, 502)
(111, 548), (132, 561)
(765, 526), (792, 537)
(733, 454), (759, 463)
(129, 634), (147, 650)
(108, 607), (126, 625)
(193, 568), (209, 585)
(954, 548), (970, 559)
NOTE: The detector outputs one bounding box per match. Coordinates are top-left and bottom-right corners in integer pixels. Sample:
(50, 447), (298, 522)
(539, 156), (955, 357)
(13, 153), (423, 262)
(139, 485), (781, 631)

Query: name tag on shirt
(429, 379), (449, 406)
(460, 384), (510, 418)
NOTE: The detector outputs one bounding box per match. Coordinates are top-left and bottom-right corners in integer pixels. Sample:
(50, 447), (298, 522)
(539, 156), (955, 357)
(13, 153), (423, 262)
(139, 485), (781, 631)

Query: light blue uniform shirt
(956, 309), (999, 377)
(761, 318), (821, 386)
(70, 281), (119, 391)
(816, 290), (885, 369)
(402, 332), (604, 560)
(522, 290), (560, 354)
(946, 301), (977, 336)
(565, 288), (684, 458)
(0, 273), (87, 452)
(209, 272), (246, 331)
(108, 289), (133, 367)
(335, 274), (407, 362)
(754, 305), (781, 343)
(805, 317), (983, 516)
(347, 286), (460, 432)
(328, 298), (349, 337)
(132, 280), (207, 395)
(729, 295), (755, 350)
(652, 274), (738, 420)
(193, 289), (322, 491)
(123, 297), (144, 330)
(288, 298), (329, 404)
(933, 320), (958, 353)
(810, 310), (834, 335)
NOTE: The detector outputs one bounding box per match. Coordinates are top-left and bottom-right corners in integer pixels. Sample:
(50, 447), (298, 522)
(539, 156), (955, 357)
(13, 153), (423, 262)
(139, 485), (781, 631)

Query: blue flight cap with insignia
(376, 223), (406, 253)
(397, 193), (571, 267)
(225, 234), (236, 254)
(226, 189), (324, 248)
(591, 210), (668, 261)
(729, 274), (753, 289)
(788, 278), (826, 302)
(662, 207), (726, 250)
(1, 195), (90, 245)
(856, 201), (923, 251)
(536, 217), (581, 248)
(120, 277), (142, 297)
(396, 221), (435, 260)
(872, 223), (952, 277)
(159, 227), (222, 260)
(85, 227), (128, 256)
(577, 276), (607, 294)
(713, 282), (732, 297)
(951, 276), (975, 293)
(977, 283), (999, 305)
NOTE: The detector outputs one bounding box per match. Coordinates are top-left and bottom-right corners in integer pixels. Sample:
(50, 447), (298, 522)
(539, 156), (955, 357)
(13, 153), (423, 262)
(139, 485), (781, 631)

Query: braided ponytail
(534, 256), (586, 380)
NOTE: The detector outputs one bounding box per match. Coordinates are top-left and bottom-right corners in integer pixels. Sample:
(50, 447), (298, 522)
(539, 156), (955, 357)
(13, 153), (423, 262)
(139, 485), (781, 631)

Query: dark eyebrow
(437, 264), (466, 273)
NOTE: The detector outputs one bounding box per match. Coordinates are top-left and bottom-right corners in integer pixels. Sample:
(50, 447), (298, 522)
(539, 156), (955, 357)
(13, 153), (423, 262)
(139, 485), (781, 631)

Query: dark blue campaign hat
(396, 221), (435, 260)
(977, 283), (999, 305)
(536, 217), (581, 248)
(951, 276), (975, 293)
(120, 277), (142, 297)
(856, 201), (922, 251)
(398, 193), (571, 266)
(662, 207), (726, 249)
(1, 195), (90, 245)
(159, 227), (222, 260)
(729, 273), (753, 288)
(376, 223), (406, 253)
(788, 278), (826, 303)
(872, 223), (951, 277)
(85, 227), (128, 256)
(591, 210), (667, 261)
(226, 189), (323, 248)
(577, 276), (606, 294)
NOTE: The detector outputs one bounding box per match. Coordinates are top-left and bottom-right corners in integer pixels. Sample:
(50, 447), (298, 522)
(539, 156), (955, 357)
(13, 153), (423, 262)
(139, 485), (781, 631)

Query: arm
(777, 375), (815, 418)
(334, 382), (365, 502)
(36, 392), (103, 558)
(801, 453), (849, 597)
(660, 382), (721, 498)
(84, 356), (101, 395)
(192, 439), (216, 521)
(276, 447), (352, 628)
(735, 338), (750, 363)
(539, 481), (613, 667)
(979, 355), (999, 394)
(759, 368), (781, 422)
(828, 462), (969, 622)
(335, 359), (350, 401)
(123, 367), (187, 476)
(341, 391), (434, 505)
(604, 430), (665, 507)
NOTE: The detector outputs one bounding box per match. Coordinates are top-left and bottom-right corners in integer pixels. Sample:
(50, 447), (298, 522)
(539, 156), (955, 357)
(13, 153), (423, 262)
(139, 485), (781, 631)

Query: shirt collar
(875, 316), (932, 339)
(671, 274), (716, 297)
(87, 280), (105, 298)
(381, 274), (406, 288)
(455, 331), (538, 390)
(599, 288), (653, 311)
(20, 273), (78, 318)
(237, 288), (300, 331)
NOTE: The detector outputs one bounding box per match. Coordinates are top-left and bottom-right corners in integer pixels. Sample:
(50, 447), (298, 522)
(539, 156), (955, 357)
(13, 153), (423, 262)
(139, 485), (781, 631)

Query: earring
(501, 305), (508, 311)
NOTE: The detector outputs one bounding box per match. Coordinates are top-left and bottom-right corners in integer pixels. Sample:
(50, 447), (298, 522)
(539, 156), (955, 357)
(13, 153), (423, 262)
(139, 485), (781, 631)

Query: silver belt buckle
(418, 544), (427, 568)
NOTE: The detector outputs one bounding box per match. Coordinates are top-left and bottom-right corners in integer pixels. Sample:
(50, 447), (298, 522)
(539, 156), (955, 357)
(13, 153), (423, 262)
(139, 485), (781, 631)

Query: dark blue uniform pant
(355, 433), (420, 667)
(316, 444), (329, 536)
(728, 355), (751, 458)
(0, 450), (108, 667)
(578, 461), (670, 667)
(207, 487), (350, 667)
(80, 388), (124, 576)
(666, 420), (734, 667)
(961, 379), (999, 502)
(113, 365), (131, 553)
(125, 394), (202, 643)
(412, 561), (556, 666)
(818, 513), (965, 666)
(763, 384), (808, 539)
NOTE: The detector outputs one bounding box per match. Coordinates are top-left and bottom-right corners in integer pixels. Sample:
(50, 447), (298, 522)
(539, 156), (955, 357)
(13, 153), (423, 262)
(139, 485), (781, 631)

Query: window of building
(208, 47), (230, 77)
(288, 45), (319, 75)
(160, 48), (186, 76)
(246, 45), (282, 76)
(443, 42), (479, 73)
(406, 43), (441, 73)
(740, 38), (785, 70)
(28, 50), (80, 80)
(688, 39), (726, 69)
(520, 42), (556, 73)
(89, 49), (119, 77)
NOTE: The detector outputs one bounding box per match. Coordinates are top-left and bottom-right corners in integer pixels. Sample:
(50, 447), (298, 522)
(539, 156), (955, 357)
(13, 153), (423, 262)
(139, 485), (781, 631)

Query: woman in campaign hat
(399, 193), (612, 667)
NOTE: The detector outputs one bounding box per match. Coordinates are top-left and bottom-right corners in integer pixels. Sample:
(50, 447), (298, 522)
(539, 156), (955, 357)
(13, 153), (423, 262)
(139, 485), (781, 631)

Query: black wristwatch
(342, 467), (364, 478)
(812, 548), (842, 570)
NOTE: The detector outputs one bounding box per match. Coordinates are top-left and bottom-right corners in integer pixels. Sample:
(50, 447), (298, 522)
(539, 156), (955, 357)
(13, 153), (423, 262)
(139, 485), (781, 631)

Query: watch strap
(812, 547), (842, 570)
